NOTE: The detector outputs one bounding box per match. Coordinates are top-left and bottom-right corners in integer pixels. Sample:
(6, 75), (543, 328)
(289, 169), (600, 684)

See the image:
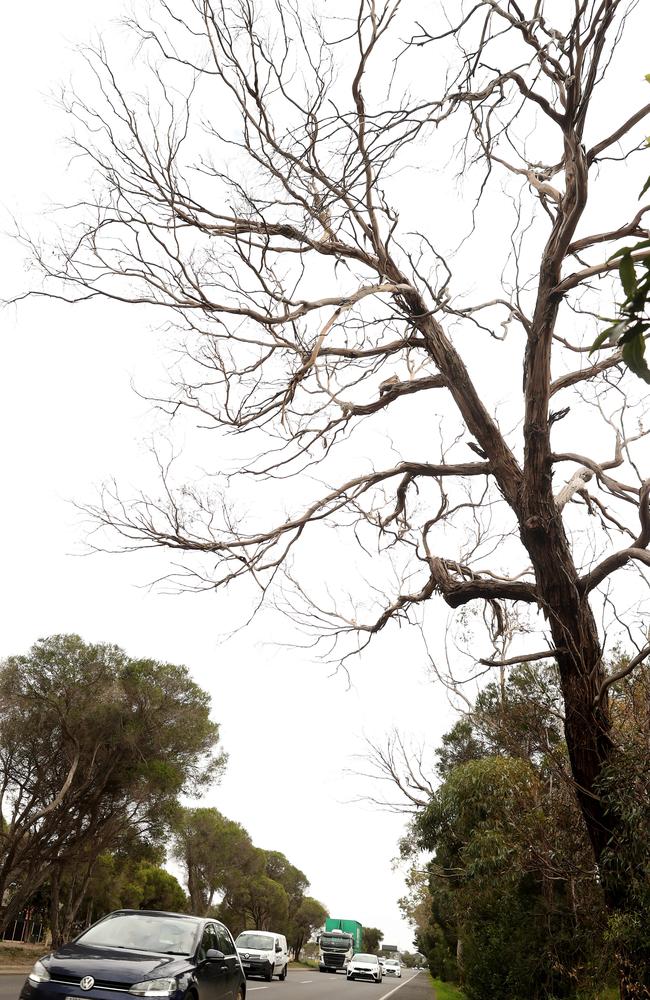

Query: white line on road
(378, 971), (420, 1000)
(246, 987), (269, 991)
(299, 980), (313, 983)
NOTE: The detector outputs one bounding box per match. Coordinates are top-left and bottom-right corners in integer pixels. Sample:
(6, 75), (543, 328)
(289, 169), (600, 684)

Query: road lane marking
(246, 987), (269, 991)
(378, 971), (420, 1000)
(299, 980), (313, 983)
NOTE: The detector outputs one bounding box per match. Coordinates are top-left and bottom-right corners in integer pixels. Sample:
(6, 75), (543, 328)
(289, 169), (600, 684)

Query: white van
(235, 930), (289, 981)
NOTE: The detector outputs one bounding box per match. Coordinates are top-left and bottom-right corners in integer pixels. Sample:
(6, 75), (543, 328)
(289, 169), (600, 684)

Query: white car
(384, 959), (401, 978)
(347, 953), (382, 983)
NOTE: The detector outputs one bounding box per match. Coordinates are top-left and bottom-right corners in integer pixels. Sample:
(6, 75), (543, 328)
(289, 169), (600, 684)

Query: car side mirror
(275, 945), (281, 953)
(206, 949), (226, 963)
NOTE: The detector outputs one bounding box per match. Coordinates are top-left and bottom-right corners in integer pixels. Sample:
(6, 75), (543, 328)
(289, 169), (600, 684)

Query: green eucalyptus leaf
(618, 322), (649, 345)
(590, 328), (614, 354)
(622, 334), (650, 383)
(619, 254), (638, 299)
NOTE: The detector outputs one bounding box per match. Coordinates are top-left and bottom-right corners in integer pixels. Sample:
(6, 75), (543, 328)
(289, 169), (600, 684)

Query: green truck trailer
(318, 919), (363, 973)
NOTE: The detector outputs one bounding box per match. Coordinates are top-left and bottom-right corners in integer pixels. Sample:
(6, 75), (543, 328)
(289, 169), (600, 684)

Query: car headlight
(129, 979), (177, 997)
(28, 961), (51, 984)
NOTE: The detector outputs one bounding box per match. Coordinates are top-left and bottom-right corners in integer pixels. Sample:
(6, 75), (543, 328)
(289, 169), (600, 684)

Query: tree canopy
(0, 634), (224, 933)
(171, 807), (257, 916)
(289, 896), (327, 961)
(362, 927), (384, 955)
(171, 805), (324, 940)
(398, 660), (650, 999)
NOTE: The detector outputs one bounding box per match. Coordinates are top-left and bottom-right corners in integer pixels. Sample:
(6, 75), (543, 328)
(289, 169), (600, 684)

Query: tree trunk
(522, 513), (650, 997)
(405, 238), (650, 991)
(50, 870), (61, 950)
(60, 864), (95, 942)
(511, 120), (650, 993)
(187, 866), (207, 916)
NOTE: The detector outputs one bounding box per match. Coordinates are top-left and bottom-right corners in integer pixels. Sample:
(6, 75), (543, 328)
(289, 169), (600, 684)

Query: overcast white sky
(1, 0), (648, 955)
(0, 0), (467, 950)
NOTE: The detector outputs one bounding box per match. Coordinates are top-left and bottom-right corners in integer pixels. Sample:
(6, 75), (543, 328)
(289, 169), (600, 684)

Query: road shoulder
(382, 973), (436, 1000)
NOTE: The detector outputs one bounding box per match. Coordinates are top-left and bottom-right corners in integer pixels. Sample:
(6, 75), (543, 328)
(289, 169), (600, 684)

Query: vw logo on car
(80, 978), (95, 991)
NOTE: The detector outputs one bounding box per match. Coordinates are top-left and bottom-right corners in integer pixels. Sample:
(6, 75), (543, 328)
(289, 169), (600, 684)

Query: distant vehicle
(20, 909), (245, 1000)
(346, 953), (382, 983)
(319, 919), (363, 974)
(378, 958), (385, 968)
(383, 959), (401, 978)
(235, 931), (289, 982)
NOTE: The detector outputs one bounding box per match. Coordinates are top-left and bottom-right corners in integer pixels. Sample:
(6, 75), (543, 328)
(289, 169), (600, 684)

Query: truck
(318, 918), (363, 974)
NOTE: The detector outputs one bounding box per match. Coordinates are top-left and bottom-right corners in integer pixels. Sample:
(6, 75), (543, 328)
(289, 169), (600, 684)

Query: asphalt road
(0, 971), (430, 1000)
(0, 976), (23, 1000)
(245, 969), (425, 1000)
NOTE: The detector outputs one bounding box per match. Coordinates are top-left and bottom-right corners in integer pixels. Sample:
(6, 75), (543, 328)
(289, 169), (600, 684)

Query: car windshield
(236, 934), (275, 951)
(77, 913), (198, 955)
(321, 935), (352, 950)
(386, 961), (399, 967)
(353, 954), (377, 964)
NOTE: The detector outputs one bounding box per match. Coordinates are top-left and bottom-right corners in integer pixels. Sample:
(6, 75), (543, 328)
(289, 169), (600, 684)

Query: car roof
(237, 930), (284, 938)
(110, 910), (202, 922)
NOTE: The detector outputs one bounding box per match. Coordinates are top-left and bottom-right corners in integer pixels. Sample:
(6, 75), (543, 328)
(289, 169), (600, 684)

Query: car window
(197, 924), (219, 961)
(214, 926), (232, 955)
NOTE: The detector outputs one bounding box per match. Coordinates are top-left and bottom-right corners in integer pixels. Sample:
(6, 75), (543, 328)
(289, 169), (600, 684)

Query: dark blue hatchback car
(20, 910), (246, 1000)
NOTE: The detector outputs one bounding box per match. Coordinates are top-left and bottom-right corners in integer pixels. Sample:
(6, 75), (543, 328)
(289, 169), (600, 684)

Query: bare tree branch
(13, 2), (650, 971)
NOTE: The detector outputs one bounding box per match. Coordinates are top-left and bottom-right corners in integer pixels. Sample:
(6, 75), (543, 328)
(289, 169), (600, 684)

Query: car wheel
(279, 965), (287, 981)
(235, 989), (245, 1000)
(265, 964), (273, 982)
(348, 976), (354, 982)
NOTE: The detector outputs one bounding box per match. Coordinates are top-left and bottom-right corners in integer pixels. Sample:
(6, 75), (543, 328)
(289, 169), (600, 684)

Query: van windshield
(236, 933), (274, 950)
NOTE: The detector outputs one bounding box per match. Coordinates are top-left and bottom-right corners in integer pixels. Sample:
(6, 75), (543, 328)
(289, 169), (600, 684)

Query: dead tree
(13, 1), (650, 992)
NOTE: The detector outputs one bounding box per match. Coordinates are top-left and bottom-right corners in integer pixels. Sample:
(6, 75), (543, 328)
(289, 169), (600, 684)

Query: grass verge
(430, 978), (466, 1000)
(0, 942), (45, 968)
(428, 978), (618, 1000)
